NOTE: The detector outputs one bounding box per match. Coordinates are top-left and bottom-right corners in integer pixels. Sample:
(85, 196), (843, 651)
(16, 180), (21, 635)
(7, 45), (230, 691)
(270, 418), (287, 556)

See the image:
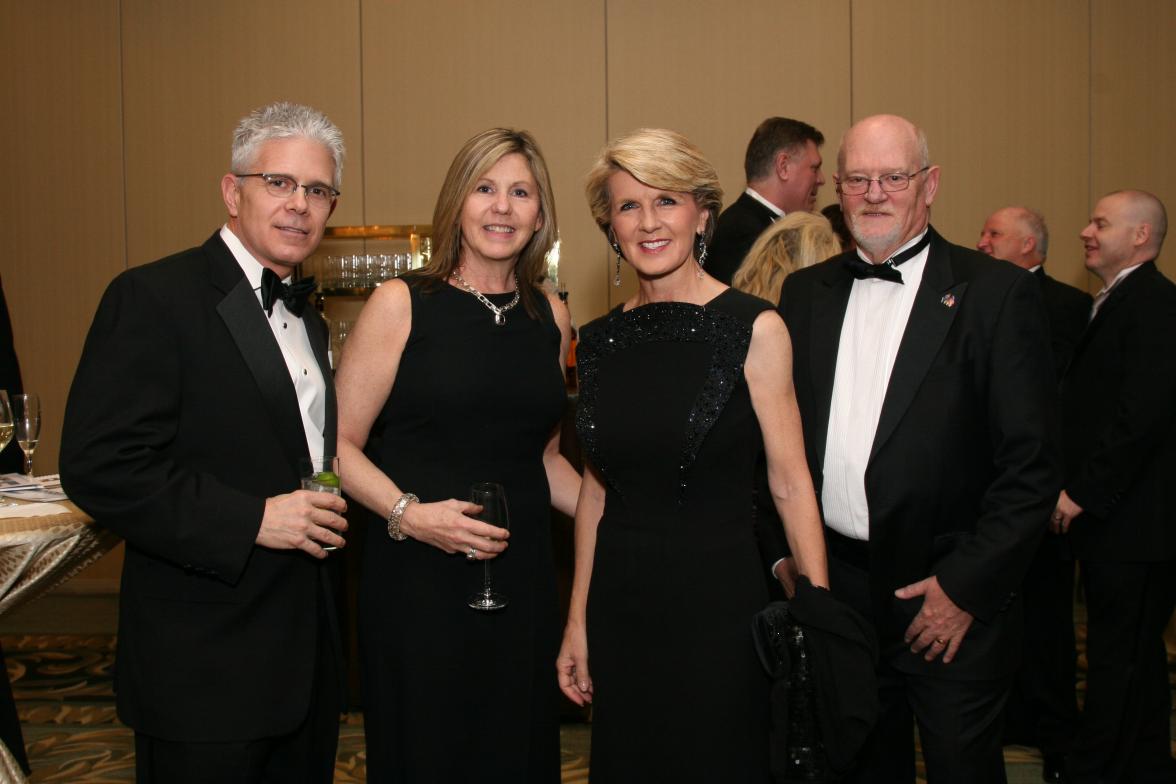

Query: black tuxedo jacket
(779, 227), (1060, 680)
(61, 232), (339, 741)
(1060, 261), (1176, 562)
(1034, 267), (1092, 380)
(0, 277), (24, 473)
(708, 191), (778, 285)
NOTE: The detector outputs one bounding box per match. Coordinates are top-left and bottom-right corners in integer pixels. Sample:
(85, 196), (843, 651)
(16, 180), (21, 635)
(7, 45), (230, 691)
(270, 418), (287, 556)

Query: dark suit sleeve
(935, 271), (1061, 622)
(1065, 287), (1176, 519)
(60, 272), (262, 583)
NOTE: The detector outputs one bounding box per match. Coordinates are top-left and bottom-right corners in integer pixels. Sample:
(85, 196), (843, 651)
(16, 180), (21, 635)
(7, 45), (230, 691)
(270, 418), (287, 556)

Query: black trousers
(1003, 534), (1077, 755)
(134, 598), (342, 784)
(829, 553), (1011, 784)
(1068, 559), (1176, 784)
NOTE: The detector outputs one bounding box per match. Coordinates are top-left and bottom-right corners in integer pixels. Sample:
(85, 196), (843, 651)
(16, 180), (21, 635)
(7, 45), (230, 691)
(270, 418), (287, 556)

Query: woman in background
(336, 128), (579, 783)
(556, 128), (828, 782)
(732, 211), (841, 304)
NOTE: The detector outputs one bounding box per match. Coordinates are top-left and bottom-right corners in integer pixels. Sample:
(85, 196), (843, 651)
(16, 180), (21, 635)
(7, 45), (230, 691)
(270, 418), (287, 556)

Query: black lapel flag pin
(940, 293), (956, 308)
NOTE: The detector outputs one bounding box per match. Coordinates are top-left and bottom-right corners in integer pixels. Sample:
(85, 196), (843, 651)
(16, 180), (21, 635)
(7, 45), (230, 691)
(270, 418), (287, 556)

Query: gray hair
(230, 102), (346, 189)
(1017, 207), (1049, 259)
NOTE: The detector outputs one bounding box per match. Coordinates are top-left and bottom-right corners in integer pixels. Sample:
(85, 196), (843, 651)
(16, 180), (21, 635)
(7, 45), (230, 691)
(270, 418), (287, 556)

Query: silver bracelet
(386, 493), (419, 541)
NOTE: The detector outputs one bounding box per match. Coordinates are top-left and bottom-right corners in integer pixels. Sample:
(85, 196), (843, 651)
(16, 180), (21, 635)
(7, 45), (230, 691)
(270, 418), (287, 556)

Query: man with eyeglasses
(777, 114), (1059, 782)
(1052, 190), (1176, 783)
(62, 102), (348, 783)
(708, 116), (826, 285)
(977, 206), (1089, 782)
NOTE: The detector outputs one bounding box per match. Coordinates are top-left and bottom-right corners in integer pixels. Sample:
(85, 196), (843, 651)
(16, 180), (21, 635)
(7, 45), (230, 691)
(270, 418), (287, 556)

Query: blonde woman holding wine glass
(336, 128), (580, 783)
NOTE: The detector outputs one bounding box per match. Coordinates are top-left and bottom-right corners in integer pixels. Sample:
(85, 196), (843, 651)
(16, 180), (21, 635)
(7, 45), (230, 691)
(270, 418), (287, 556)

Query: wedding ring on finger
(933, 638), (946, 646)
(466, 546), (478, 560)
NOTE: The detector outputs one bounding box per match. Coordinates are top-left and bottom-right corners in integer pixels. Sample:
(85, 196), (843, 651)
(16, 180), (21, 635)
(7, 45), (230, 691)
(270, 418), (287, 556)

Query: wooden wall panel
(360, 0), (607, 327)
(0, 0), (125, 474)
(606, 0), (852, 303)
(851, 0), (1092, 290)
(1091, 0), (1176, 279)
(120, 0), (365, 267)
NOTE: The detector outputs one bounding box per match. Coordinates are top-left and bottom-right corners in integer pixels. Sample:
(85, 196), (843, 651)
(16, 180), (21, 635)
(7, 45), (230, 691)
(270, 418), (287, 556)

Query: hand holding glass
(299, 455), (341, 551)
(12, 394), (39, 476)
(468, 482), (509, 611)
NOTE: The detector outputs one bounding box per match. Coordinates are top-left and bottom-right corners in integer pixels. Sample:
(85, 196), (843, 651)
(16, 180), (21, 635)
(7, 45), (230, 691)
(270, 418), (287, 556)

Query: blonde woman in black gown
(556, 129), (829, 782)
(337, 129), (580, 783)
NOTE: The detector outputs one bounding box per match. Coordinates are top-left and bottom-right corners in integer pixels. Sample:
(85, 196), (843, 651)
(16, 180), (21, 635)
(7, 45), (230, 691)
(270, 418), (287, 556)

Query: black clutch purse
(752, 599), (830, 783)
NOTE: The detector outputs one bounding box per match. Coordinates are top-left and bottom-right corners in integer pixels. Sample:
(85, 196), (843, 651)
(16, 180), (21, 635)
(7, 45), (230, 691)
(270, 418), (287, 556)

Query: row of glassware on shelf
(312, 253), (428, 292)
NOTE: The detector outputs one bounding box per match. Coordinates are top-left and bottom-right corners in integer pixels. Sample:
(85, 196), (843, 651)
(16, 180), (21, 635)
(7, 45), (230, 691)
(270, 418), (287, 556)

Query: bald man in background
(1052, 190), (1176, 783)
(978, 206), (1090, 782)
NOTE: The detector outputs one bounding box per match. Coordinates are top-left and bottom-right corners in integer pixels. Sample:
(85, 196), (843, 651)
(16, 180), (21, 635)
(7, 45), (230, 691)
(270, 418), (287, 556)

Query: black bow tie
(843, 231), (932, 284)
(259, 268), (316, 317)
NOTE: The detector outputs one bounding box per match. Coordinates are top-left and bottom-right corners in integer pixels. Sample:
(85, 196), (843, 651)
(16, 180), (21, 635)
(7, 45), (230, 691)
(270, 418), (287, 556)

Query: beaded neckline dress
(576, 287), (775, 783)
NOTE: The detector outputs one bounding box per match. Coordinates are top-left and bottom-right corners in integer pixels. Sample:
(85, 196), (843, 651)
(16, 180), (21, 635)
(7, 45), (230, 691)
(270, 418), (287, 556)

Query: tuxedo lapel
(870, 230), (966, 462)
(808, 262), (854, 469)
(206, 236), (311, 468)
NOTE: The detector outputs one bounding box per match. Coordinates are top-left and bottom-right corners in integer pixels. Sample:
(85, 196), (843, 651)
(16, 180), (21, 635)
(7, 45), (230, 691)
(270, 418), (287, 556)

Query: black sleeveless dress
(576, 288), (774, 783)
(359, 277), (566, 783)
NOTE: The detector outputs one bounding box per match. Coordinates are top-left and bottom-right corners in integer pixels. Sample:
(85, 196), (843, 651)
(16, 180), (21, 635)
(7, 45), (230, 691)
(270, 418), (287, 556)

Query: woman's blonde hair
(419, 128), (557, 319)
(584, 128), (723, 250)
(732, 212), (841, 303)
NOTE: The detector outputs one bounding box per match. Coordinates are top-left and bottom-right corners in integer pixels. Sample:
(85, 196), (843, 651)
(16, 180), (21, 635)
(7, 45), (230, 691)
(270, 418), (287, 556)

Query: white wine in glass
(0, 391), (12, 454)
(467, 481), (510, 611)
(12, 394), (39, 476)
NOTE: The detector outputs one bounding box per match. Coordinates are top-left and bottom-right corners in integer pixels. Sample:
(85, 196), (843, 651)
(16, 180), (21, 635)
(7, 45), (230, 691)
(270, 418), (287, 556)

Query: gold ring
(934, 638), (946, 645)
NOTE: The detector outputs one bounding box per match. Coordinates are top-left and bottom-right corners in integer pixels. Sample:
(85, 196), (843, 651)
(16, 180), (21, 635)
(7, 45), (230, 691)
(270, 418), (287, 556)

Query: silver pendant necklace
(451, 269), (520, 326)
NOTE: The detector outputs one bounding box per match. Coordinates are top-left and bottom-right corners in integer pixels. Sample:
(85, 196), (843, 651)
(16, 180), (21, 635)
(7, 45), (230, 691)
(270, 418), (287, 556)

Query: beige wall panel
(0, 0), (125, 475)
(852, 0), (1092, 290)
(1091, 0), (1176, 280)
(360, 0), (608, 326)
(605, 0), (852, 305)
(121, 0), (365, 267)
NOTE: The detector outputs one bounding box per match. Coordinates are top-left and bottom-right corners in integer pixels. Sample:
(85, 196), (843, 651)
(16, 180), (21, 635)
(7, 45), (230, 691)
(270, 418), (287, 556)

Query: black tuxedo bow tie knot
(259, 268), (316, 317)
(843, 231), (932, 284)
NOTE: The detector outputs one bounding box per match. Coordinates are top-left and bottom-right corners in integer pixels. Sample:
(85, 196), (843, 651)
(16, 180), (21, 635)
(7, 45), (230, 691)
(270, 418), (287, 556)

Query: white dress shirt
(1090, 261), (1145, 322)
(220, 225), (327, 459)
(745, 187), (785, 219)
(822, 230), (930, 541)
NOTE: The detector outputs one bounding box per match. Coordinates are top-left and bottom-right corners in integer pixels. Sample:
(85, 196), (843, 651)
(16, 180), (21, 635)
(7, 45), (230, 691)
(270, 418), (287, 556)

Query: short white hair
(230, 102), (345, 189)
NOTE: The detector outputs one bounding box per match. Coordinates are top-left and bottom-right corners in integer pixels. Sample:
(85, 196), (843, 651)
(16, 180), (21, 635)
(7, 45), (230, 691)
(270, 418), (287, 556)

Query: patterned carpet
(0, 605), (1172, 782)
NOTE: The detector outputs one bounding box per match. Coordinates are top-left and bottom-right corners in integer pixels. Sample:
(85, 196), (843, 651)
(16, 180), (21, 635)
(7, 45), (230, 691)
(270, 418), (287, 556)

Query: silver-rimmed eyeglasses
(835, 166), (930, 196)
(236, 173), (340, 208)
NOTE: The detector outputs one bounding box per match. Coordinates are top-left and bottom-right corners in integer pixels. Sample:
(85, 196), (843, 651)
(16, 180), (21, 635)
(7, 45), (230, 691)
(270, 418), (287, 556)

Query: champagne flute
(0, 391), (12, 457)
(12, 394), (39, 477)
(467, 481), (509, 611)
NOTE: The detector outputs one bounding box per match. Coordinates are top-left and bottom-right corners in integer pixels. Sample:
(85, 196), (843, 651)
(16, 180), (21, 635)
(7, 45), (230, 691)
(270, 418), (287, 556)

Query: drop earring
(609, 231), (623, 287)
(695, 233), (708, 278)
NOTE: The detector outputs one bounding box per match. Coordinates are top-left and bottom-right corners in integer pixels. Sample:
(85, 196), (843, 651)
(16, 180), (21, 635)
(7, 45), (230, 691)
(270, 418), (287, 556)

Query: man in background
(1053, 190), (1176, 783)
(62, 102), (348, 784)
(977, 205), (1089, 782)
(708, 116), (825, 284)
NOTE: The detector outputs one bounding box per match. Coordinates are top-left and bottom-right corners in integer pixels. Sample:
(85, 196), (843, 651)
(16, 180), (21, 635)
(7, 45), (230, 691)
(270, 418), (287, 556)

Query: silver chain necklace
(451, 270), (521, 326)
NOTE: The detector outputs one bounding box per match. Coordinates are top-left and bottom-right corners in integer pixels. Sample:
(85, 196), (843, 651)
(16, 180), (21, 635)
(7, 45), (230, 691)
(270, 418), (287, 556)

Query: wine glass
(467, 481), (509, 611)
(0, 391), (12, 457)
(12, 394), (39, 477)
